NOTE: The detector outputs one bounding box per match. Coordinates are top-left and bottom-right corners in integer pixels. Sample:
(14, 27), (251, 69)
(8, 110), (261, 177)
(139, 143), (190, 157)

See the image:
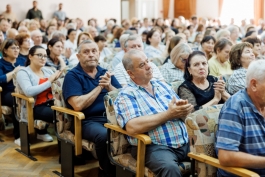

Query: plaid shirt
(114, 80), (188, 148)
(226, 67), (246, 95)
(160, 59), (184, 83)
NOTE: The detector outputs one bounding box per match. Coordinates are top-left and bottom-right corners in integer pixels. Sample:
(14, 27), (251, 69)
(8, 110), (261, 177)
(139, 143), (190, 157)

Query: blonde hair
(170, 43), (192, 65)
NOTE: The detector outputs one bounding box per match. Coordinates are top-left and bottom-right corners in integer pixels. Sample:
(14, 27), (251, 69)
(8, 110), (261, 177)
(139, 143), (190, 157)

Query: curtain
(254, 0), (264, 25)
(218, 0), (224, 17)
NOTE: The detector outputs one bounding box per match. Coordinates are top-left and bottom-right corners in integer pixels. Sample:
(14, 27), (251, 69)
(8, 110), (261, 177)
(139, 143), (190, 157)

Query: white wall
(196, 0), (219, 19)
(0, 0), (121, 27)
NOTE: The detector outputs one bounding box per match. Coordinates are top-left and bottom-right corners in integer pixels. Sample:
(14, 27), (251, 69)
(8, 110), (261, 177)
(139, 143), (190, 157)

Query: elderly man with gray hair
(216, 59), (265, 176)
(115, 49), (193, 177)
(114, 34), (164, 86)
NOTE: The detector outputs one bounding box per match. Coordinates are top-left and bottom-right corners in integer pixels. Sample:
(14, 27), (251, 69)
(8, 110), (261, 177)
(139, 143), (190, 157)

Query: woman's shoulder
(42, 66), (55, 74)
(207, 75), (218, 82)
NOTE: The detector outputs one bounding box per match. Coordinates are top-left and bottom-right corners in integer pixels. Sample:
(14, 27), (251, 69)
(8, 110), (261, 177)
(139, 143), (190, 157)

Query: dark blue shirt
(17, 53), (27, 64)
(63, 63), (122, 117)
(0, 57), (26, 94)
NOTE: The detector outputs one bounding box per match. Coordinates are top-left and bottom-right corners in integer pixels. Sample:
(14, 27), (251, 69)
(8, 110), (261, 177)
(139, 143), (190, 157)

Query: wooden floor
(0, 124), (99, 177)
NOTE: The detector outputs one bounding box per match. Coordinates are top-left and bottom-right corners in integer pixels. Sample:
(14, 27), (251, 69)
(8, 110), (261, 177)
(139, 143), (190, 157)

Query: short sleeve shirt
(215, 89), (265, 176)
(63, 63), (122, 117)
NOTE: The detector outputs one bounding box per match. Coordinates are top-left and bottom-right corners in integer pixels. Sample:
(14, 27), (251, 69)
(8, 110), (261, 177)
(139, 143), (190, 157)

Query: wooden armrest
(188, 152), (260, 177)
(104, 123), (151, 145)
(11, 92), (35, 134)
(51, 106), (85, 120)
(51, 105), (85, 156)
(11, 93), (35, 103)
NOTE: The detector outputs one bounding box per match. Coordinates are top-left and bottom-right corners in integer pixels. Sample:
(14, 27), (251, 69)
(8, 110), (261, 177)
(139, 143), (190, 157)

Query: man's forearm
(219, 149), (265, 169)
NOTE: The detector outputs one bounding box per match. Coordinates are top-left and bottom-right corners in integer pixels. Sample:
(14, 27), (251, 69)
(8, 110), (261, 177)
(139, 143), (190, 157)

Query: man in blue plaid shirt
(115, 49), (194, 177)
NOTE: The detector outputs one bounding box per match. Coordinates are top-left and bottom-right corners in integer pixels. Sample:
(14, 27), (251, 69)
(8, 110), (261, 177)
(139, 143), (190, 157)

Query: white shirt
(114, 62), (164, 86)
(64, 39), (76, 54)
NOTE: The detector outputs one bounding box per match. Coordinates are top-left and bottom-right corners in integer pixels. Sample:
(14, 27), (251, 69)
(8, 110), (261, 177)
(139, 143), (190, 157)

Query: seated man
(114, 49), (194, 177)
(114, 34), (164, 87)
(216, 59), (265, 176)
(63, 40), (122, 177)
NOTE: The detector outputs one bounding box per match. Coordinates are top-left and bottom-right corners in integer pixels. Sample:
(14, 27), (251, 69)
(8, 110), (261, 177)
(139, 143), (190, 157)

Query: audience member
(160, 43), (192, 83)
(0, 39), (25, 146)
(242, 37), (261, 59)
(15, 32), (31, 62)
(227, 42), (255, 95)
(16, 46), (62, 143)
(6, 28), (18, 39)
(200, 35), (216, 60)
(216, 59), (265, 177)
(1, 4), (17, 23)
(227, 25), (240, 45)
(53, 3), (66, 21)
(64, 28), (77, 54)
(144, 30), (165, 59)
(115, 49), (193, 177)
(215, 29), (231, 41)
(31, 30), (44, 47)
(178, 51), (230, 111)
(63, 40), (121, 177)
(114, 34), (164, 86)
(26, 1), (43, 20)
(94, 35), (112, 63)
(208, 38), (233, 77)
(0, 18), (9, 39)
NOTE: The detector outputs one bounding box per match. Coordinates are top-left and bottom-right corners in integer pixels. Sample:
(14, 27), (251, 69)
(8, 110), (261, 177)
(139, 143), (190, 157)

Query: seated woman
(160, 43), (192, 83)
(242, 37), (261, 59)
(15, 32), (31, 62)
(227, 42), (255, 95)
(162, 36), (184, 64)
(110, 27), (124, 48)
(68, 32), (93, 68)
(178, 51), (230, 111)
(94, 35), (112, 63)
(16, 45), (62, 142)
(0, 39), (25, 146)
(200, 35), (216, 60)
(144, 29), (166, 59)
(215, 29), (231, 41)
(45, 38), (67, 70)
(208, 38), (233, 77)
(64, 28), (77, 54)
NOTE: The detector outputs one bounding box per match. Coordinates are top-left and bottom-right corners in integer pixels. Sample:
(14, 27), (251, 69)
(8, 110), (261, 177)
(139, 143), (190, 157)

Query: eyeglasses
(9, 46), (20, 50)
(23, 39), (31, 43)
(180, 57), (188, 63)
(33, 53), (48, 59)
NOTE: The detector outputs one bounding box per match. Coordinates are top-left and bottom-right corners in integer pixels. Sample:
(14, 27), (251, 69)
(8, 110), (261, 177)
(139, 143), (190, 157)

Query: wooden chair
(103, 90), (191, 177)
(11, 71), (50, 161)
(50, 68), (96, 177)
(185, 104), (260, 177)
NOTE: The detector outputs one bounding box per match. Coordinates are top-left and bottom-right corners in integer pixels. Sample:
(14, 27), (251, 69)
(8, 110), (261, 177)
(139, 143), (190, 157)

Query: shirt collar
(241, 89), (261, 115)
(128, 79), (160, 90)
(74, 63), (107, 79)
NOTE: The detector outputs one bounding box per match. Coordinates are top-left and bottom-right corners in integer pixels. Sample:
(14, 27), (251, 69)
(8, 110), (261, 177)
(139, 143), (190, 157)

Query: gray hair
(122, 49), (143, 70)
(119, 34), (130, 49)
(246, 60), (265, 87)
(31, 30), (42, 37)
(226, 25), (239, 33)
(51, 31), (66, 40)
(215, 29), (230, 41)
(124, 34), (142, 49)
(76, 40), (94, 53)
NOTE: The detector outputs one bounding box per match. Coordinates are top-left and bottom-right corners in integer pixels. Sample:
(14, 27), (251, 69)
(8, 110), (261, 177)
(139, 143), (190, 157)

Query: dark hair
(66, 28), (76, 40)
(94, 35), (106, 43)
(200, 35), (216, 46)
(45, 24), (56, 36)
(111, 25), (118, 34)
(0, 39), (19, 57)
(46, 37), (62, 56)
(242, 37), (261, 46)
(187, 25), (193, 30)
(141, 30), (148, 35)
(146, 30), (159, 45)
(129, 27), (138, 34)
(42, 35), (48, 44)
(245, 30), (256, 38)
(26, 45), (45, 66)
(184, 51), (208, 81)
(213, 38), (232, 53)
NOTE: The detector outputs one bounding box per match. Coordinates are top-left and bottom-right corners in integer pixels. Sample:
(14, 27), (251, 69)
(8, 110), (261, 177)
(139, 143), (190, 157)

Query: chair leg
(191, 158), (196, 177)
(15, 122), (37, 161)
(53, 140), (74, 177)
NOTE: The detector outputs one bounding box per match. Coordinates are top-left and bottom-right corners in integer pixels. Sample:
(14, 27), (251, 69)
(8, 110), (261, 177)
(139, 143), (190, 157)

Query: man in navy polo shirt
(63, 40), (121, 177)
(216, 60), (265, 176)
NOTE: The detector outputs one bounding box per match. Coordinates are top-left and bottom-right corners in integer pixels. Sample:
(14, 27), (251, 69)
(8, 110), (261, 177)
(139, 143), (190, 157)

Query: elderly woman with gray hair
(160, 43), (192, 83)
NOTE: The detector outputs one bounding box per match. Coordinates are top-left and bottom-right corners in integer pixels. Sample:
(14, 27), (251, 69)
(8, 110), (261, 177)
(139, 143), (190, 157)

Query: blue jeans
(131, 143), (190, 177)
(82, 116), (115, 176)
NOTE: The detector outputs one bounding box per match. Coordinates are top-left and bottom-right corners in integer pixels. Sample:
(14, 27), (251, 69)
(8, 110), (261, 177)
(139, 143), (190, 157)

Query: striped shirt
(113, 62), (164, 86)
(226, 67), (246, 95)
(114, 80), (188, 148)
(160, 59), (184, 83)
(215, 89), (265, 176)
